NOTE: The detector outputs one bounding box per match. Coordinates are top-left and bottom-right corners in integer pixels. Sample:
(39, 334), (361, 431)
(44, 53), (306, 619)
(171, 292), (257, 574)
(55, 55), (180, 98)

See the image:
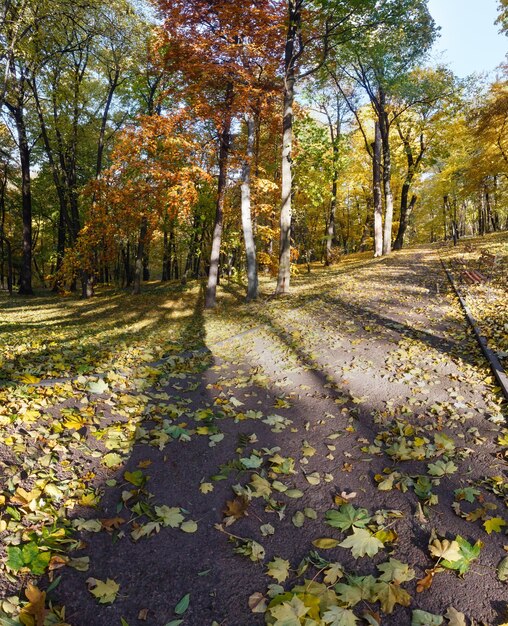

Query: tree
(496, 0), (508, 34)
(155, 0), (282, 307)
(331, 0), (437, 255)
(72, 113), (208, 294)
(391, 67), (456, 249)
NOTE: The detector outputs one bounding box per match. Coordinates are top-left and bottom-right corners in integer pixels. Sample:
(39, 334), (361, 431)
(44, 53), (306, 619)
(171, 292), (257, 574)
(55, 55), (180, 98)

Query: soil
(8, 246), (508, 625)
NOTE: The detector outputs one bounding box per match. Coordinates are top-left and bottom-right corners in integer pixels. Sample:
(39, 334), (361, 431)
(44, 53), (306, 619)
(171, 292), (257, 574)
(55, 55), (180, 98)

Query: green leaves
(371, 581), (411, 614)
(483, 517), (507, 534)
(7, 543), (51, 575)
(427, 460), (458, 477)
(335, 575), (377, 607)
(155, 506), (185, 528)
(411, 609), (444, 625)
(377, 558), (415, 584)
(498, 556), (508, 582)
(86, 578), (120, 604)
(266, 557), (290, 583)
(322, 606), (358, 625)
(338, 528), (384, 559)
(174, 593), (190, 615)
(440, 536), (483, 575)
(233, 539), (265, 562)
(325, 504), (371, 531)
(124, 470), (147, 487)
(269, 595), (309, 625)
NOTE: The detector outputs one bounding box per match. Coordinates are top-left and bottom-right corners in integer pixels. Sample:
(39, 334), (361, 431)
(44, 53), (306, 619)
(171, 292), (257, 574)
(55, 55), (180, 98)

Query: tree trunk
(359, 204), (373, 253)
(14, 106), (33, 294)
(133, 217), (148, 295)
(205, 85), (233, 309)
(31, 78), (71, 281)
(378, 93), (393, 256)
(162, 228), (170, 281)
(443, 195), (449, 240)
(276, 0), (300, 294)
(325, 144), (340, 266)
(393, 129), (425, 251)
(241, 114), (258, 301)
(372, 121), (383, 257)
(322, 99), (340, 265)
(96, 69), (119, 179)
(142, 244), (150, 281)
(0, 235), (13, 295)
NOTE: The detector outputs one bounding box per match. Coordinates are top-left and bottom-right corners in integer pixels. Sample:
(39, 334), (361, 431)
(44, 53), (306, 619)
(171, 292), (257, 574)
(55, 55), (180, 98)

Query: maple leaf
(377, 559), (415, 584)
(338, 528), (384, 558)
(427, 460), (458, 476)
(323, 562), (344, 585)
(100, 517), (125, 532)
(444, 607), (466, 626)
(325, 504), (371, 531)
(86, 578), (120, 604)
(322, 606), (358, 625)
(335, 575), (377, 607)
(102, 452), (124, 468)
(372, 581), (411, 614)
(483, 516), (507, 534)
(155, 506), (184, 528)
(7, 543), (51, 575)
(19, 583), (47, 626)
(453, 487), (480, 503)
(124, 470), (147, 487)
(250, 473), (272, 498)
(86, 378), (109, 394)
(441, 536), (482, 575)
(223, 496), (249, 520)
(269, 595), (309, 625)
(301, 440), (316, 457)
(429, 539), (461, 562)
(266, 557), (290, 583)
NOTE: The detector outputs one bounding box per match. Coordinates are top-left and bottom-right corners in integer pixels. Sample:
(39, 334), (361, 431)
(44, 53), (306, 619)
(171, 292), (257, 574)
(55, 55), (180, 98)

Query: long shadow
(0, 283), (204, 384)
(3, 255), (506, 625)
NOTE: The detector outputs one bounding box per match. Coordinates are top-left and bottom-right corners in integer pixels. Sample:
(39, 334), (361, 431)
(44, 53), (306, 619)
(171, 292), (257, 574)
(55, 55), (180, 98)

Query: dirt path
(30, 248), (508, 624)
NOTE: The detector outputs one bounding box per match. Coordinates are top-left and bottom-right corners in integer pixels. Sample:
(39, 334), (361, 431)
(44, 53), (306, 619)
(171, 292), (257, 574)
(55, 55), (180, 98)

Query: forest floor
(0, 234), (507, 626)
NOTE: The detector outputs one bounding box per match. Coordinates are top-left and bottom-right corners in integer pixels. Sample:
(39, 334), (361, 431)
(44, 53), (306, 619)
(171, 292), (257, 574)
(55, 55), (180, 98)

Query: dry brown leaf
(248, 592), (267, 613)
(444, 607), (466, 626)
(416, 567), (441, 593)
(100, 517), (125, 531)
(48, 554), (68, 571)
(137, 608), (150, 620)
(223, 496), (249, 520)
(361, 608), (381, 625)
(19, 583), (47, 626)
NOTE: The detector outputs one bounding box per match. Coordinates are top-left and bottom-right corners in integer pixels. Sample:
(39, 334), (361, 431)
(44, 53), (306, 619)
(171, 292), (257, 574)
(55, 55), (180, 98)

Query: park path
(54, 246), (507, 626)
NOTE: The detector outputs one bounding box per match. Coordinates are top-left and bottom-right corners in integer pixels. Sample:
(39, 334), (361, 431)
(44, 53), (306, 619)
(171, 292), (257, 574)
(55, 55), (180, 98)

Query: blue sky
(427, 0), (507, 77)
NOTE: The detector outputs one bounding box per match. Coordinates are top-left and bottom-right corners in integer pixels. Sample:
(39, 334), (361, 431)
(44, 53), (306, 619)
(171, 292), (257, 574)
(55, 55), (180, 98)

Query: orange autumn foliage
(63, 112), (209, 279)
(154, 0), (284, 122)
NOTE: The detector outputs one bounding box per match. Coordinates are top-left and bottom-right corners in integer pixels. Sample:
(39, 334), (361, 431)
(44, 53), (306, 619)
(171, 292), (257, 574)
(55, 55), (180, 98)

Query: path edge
(441, 258), (508, 403)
